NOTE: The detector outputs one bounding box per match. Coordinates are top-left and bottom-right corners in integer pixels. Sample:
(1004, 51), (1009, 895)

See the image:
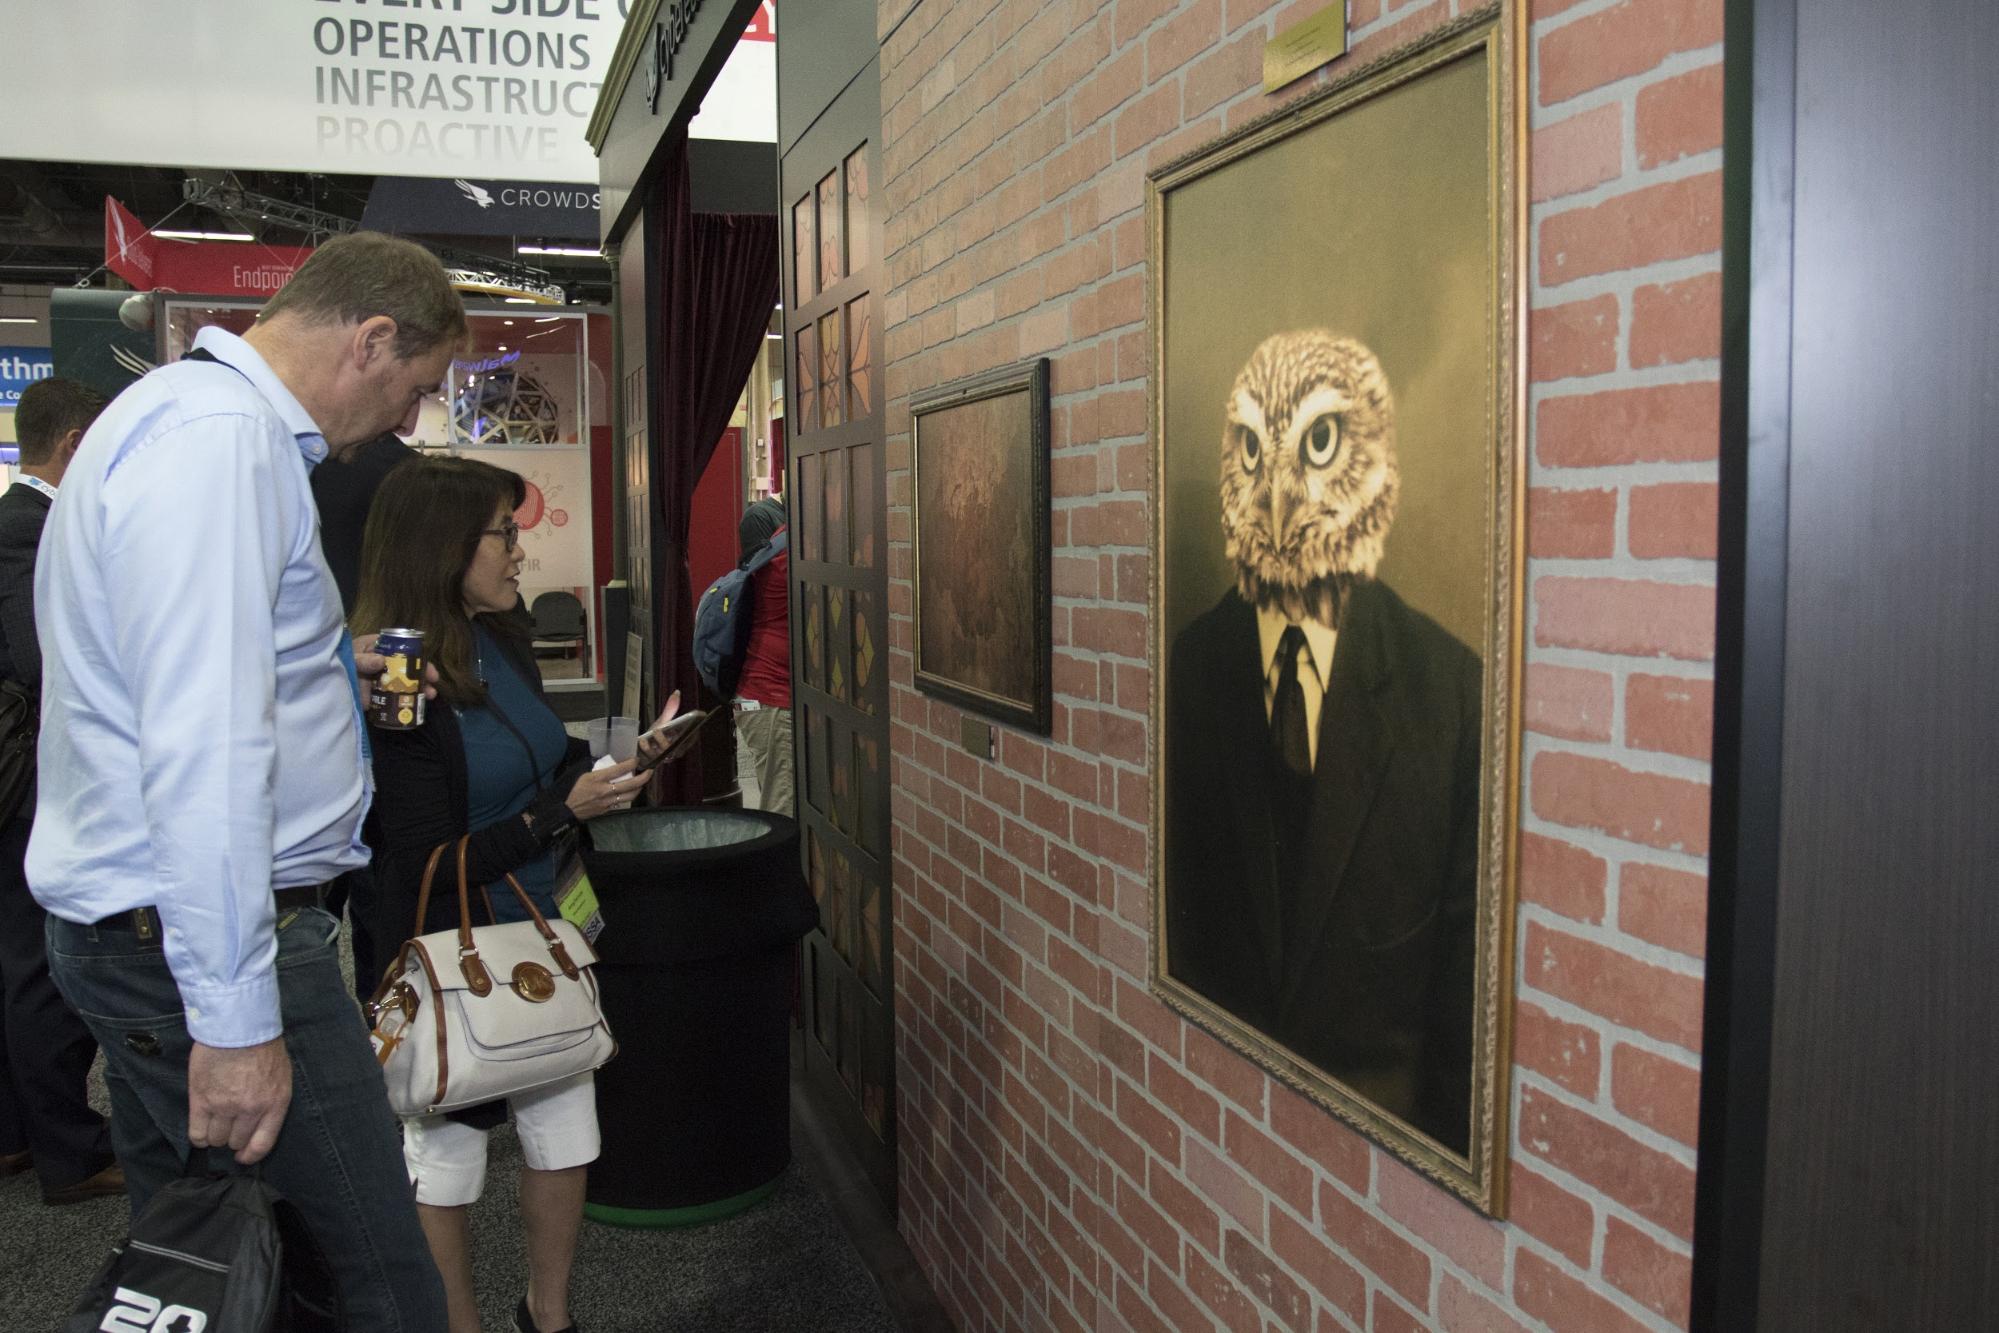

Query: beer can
(368, 628), (426, 730)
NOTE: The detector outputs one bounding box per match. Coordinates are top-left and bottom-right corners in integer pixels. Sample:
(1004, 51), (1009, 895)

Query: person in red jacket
(733, 497), (792, 813)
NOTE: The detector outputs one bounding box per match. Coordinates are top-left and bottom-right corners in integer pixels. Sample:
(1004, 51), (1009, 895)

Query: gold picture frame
(911, 358), (1055, 734)
(1147, 4), (1525, 1215)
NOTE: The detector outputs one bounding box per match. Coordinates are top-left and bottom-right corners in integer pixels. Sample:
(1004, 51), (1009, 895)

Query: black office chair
(529, 590), (588, 663)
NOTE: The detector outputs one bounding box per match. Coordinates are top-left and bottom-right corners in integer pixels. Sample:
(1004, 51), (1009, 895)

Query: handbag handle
(408, 839), (499, 938)
(363, 844), (455, 1004)
(450, 838), (584, 992)
(410, 843), (449, 940)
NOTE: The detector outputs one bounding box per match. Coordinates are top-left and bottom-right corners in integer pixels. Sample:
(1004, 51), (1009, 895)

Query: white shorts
(403, 1072), (600, 1207)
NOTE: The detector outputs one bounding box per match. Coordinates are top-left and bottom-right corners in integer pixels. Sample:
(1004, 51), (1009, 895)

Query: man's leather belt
(90, 884), (330, 937)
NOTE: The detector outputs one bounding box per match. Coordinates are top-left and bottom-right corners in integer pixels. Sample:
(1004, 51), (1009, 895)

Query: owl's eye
(1301, 413), (1343, 469)
(1234, 424), (1261, 472)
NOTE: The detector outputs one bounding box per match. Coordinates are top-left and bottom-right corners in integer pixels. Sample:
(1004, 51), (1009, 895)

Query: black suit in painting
(1164, 579), (1481, 1154)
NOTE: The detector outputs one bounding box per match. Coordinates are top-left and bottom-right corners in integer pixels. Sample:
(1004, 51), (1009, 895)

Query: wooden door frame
(780, 54), (897, 1212)
(1691, 0), (1793, 1324)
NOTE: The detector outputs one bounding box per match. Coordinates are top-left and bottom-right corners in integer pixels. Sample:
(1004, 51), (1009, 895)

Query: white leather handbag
(368, 837), (617, 1116)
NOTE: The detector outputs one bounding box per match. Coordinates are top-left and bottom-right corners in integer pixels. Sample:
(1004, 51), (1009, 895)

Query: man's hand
(188, 1038), (292, 1165)
(352, 631), (441, 700)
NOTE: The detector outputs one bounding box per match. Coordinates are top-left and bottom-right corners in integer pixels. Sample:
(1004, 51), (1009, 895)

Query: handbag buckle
(511, 961), (557, 1003)
(365, 980), (418, 1026)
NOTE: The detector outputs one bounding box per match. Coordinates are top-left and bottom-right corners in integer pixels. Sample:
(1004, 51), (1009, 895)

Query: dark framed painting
(1148, 5), (1525, 1215)
(911, 358), (1053, 734)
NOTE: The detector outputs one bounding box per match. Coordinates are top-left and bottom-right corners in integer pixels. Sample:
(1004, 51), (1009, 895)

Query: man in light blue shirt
(32, 232), (461, 1329)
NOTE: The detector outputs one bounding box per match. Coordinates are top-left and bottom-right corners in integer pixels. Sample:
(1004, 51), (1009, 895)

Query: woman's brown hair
(351, 455), (526, 709)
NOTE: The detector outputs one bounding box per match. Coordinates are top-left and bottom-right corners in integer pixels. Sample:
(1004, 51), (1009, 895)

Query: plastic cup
(607, 716), (639, 763)
(587, 719), (610, 759)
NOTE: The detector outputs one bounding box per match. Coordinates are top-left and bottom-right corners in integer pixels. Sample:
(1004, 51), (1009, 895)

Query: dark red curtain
(648, 128), (781, 803)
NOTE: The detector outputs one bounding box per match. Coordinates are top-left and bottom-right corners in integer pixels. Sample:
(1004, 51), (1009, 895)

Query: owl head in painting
(1218, 330), (1399, 626)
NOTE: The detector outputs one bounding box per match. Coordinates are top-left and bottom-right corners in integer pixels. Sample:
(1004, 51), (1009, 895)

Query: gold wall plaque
(1264, 3), (1350, 93)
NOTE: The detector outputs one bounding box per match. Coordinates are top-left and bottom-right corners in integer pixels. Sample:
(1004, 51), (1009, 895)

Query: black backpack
(65, 1165), (338, 1332)
(692, 531), (787, 697)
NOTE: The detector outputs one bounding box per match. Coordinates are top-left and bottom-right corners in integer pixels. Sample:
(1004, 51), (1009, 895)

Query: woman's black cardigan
(366, 625), (592, 1130)
(366, 624), (592, 953)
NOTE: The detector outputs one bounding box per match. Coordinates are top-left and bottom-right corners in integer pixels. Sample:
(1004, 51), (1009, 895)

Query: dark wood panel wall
(1697, 0), (1999, 1325)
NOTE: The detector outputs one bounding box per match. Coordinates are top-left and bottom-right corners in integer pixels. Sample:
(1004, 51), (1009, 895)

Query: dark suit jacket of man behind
(1165, 577), (1481, 1155)
(309, 429), (415, 999)
(312, 430), (415, 616)
(0, 378), (118, 1202)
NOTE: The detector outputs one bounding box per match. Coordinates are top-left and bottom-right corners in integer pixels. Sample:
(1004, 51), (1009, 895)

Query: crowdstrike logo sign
(454, 179), (497, 209)
(498, 185), (600, 212)
(98, 1286), (209, 1332)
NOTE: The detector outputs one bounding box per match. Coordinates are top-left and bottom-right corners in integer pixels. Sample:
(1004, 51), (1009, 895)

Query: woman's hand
(565, 758), (646, 822)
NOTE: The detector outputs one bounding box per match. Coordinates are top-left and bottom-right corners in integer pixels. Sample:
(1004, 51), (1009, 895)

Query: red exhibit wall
(689, 426), (745, 614)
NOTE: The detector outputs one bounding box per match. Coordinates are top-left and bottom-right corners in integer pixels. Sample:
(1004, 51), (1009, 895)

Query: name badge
(555, 851), (605, 945)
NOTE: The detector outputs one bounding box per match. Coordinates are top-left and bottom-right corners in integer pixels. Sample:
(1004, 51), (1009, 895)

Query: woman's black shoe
(514, 1296), (577, 1333)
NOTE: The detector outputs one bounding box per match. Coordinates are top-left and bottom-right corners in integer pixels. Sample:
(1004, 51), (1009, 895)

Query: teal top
(456, 624), (567, 920)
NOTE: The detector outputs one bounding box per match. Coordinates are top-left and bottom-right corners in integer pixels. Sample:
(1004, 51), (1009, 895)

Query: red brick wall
(876, 1), (1720, 1328)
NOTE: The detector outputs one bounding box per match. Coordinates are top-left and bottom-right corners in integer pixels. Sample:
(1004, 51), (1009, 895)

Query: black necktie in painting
(1271, 625), (1311, 776)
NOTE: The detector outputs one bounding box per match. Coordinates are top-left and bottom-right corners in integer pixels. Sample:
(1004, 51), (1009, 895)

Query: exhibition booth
(584, 0), (784, 806)
(5, 0), (784, 707)
(158, 297), (617, 686)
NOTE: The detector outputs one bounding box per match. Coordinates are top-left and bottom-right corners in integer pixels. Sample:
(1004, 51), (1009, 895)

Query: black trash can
(577, 807), (818, 1228)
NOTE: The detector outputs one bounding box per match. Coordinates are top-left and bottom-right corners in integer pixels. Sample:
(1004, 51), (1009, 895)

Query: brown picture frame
(911, 358), (1053, 734)
(1147, 5), (1526, 1215)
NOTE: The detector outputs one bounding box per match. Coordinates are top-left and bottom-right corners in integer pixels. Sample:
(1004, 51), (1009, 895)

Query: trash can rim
(582, 806), (799, 867)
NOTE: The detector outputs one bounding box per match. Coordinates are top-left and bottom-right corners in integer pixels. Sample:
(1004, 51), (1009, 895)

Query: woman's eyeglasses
(483, 520), (521, 547)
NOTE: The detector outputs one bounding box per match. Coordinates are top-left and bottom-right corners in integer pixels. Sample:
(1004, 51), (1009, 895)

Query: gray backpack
(692, 531), (787, 697)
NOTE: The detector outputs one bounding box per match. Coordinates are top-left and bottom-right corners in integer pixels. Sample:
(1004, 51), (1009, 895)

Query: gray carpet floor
(1, 1120), (895, 1331)
(0, 931), (904, 1330)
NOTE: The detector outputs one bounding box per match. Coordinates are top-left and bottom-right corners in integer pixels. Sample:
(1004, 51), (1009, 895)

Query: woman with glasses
(352, 455), (657, 1333)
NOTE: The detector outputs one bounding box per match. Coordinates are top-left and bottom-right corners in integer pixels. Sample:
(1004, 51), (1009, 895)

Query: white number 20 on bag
(99, 1286), (209, 1333)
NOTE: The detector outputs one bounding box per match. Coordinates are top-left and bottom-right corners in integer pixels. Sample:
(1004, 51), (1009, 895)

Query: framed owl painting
(1147, 5), (1525, 1216)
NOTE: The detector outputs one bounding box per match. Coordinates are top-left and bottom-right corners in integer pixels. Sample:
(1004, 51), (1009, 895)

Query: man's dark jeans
(47, 905), (448, 1331)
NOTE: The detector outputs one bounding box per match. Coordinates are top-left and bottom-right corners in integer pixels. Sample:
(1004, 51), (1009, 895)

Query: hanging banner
(0, 2), (774, 183)
(159, 244), (317, 299)
(362, 177), (602, 241)
(104, 197), (160, 289)
(105, 200), (314, 296)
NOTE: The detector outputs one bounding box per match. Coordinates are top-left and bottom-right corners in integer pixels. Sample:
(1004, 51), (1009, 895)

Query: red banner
(104, 197), (313, 297)
(103, 195), (159, 288)
(156, 243), (314, 298)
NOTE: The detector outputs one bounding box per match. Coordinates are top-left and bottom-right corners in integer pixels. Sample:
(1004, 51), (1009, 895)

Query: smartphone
(631, 707), (713, 773)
